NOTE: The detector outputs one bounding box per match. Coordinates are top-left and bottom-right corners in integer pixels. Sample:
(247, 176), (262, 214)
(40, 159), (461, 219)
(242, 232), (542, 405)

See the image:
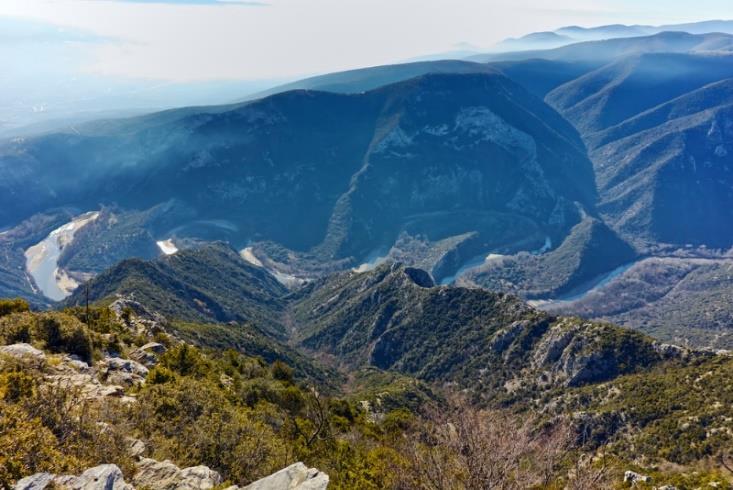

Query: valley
(3, 28), (733, 349)
(3, 16), (733, 489)
(18, 243), (728, 487)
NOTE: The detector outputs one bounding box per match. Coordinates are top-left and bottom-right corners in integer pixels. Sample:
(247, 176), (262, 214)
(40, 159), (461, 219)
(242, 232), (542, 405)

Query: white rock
(67, 359), (92, 372)
(126, 437), (147, 458)
(14, 472), (54, 490)
(129, 342), (167, 367)
(45, 372), (127, 402)
(624, 470), (651, 484)
(63, 464), (133, 490)
(242, 462), (329, 490)
(0, 343), (45, 360)
(15, 465), (133, 490)
(133, 458), (222, 489)
(179, 466), (223, 489)
(100, 357), (149, 387)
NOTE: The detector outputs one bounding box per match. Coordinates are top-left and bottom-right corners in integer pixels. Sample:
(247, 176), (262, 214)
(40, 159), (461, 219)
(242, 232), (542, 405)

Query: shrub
(0, 371), (36, 403)
(0, 404), (64, 488)
(0, 299), (29, 318)
(34, 316), (93, 363)
(0, 312), (95, 362)
(147, 366), (176, 385)
(161, 344), (211, 378)
(271, 360), (294, 383)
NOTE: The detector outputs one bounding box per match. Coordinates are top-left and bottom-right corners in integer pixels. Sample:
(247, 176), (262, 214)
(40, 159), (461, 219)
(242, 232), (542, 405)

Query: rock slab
(241, 462), (329, 490)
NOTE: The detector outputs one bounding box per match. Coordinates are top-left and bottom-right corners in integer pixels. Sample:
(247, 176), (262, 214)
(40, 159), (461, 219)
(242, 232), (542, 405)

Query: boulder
(0, 343), (45, 360)
(133, 458), (222, 489)
(14, 473), (55, 490)
(66, 357), (92, 373)
(99, 357), (149, 387)
(242, 463), (329, 490)
(59, 464), (133, 490)
(129, 342), (167, 368)
(179, 466), (223, 489)
(624, 470), (651, 484)
(125, 437), (147, 458)
(14, 465), (133, 490)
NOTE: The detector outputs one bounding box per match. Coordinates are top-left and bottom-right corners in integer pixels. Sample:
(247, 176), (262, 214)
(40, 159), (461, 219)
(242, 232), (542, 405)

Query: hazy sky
(1, 0), (732, 81)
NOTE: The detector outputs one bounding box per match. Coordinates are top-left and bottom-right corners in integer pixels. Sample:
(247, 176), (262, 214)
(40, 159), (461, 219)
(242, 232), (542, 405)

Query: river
(25, 212), (99, 301)
(440, 236), (551, 286)
(528, 260), (640, 308)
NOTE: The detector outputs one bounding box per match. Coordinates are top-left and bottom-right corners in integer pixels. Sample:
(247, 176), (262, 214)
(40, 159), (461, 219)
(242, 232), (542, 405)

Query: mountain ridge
(2, 72), (596, 286)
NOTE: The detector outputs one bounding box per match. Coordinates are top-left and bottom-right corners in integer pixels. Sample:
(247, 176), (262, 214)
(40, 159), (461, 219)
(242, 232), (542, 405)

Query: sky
(2, 0), (733, 82)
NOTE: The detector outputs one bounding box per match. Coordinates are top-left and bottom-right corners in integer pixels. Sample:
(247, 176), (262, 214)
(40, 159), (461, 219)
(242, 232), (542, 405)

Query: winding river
(25, 212), (99, 301)
(528, 260), (640, 308)
(440, 236), (552, 286)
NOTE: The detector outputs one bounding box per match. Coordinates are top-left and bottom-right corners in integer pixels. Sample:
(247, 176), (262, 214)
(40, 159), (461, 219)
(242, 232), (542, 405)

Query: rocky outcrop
(126, 437), (147, 459)
(530, 320), (659, 387)
(13, 473), (54, 490)
(133, 458), (222, 490)
(0, 343), (45, 360)
(129, 342), (166, 367)
(652, 342), (689, 360)
(532, 321), (579, 368)
(489, 321), (528, 356)
(15, 459), (226, 490)
(109, 297), (168, 336)
(15, 464), (133, 490)
(14, 461), (329, 490)
(402, 267), (434, 288)
(99, 357), (149, 387)
(623, 470), (651, 485)
(237, 463), (329, 490)
(45, 370), (129, 401)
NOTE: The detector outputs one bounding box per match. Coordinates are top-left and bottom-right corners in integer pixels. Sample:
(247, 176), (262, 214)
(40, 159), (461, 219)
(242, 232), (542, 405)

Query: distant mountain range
(490, 20), (733, 52)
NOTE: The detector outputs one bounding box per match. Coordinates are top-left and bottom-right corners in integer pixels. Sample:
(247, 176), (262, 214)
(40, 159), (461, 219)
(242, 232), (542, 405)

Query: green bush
(161, 343), (211, 378)
(0, 371), (36, 402)
(34, 316), (93, 363)
(0, 299), (29, 318)
(271, 360), (294, 383)
(0, 312), (94, 363)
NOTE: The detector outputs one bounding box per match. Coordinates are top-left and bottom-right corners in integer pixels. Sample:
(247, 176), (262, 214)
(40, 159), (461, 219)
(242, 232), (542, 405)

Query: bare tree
(291, 386), (328, 448)
(397, 398), (576, 490)
(565, 453), (610, 490)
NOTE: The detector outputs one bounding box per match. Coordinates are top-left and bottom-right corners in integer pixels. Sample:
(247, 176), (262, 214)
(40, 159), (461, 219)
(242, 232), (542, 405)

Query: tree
(397, 398), (574, 490)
